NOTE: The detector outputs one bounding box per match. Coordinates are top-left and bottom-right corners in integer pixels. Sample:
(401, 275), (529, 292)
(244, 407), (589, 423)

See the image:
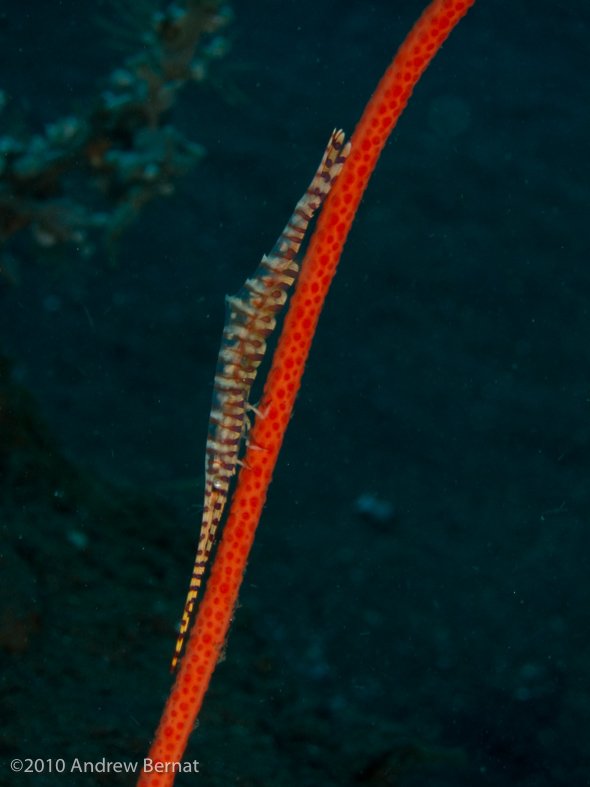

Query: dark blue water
(1, 1), (588, 784)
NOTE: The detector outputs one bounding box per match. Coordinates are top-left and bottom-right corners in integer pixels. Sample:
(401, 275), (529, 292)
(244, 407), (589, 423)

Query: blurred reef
(0, 0), (231, 267)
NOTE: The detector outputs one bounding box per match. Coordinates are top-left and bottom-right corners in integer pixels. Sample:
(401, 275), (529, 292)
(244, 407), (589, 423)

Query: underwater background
(1, 0), (589, 784)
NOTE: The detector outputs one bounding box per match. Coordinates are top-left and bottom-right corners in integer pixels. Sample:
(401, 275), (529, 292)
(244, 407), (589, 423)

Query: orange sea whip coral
(138, 0), (476, 783)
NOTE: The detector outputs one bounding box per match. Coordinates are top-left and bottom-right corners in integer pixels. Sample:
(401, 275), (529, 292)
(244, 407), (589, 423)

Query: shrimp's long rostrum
(172, 129), (350, 669)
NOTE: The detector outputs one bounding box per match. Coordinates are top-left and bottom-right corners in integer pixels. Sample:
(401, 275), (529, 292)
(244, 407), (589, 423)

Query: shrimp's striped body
(172, 129), (350, 669)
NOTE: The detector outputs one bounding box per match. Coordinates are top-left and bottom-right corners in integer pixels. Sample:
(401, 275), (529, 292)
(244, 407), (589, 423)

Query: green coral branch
(0, 0), (233, 266)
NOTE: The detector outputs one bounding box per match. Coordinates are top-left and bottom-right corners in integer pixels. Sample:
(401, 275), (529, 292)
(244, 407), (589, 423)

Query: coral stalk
(138, 1), (475, 783)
